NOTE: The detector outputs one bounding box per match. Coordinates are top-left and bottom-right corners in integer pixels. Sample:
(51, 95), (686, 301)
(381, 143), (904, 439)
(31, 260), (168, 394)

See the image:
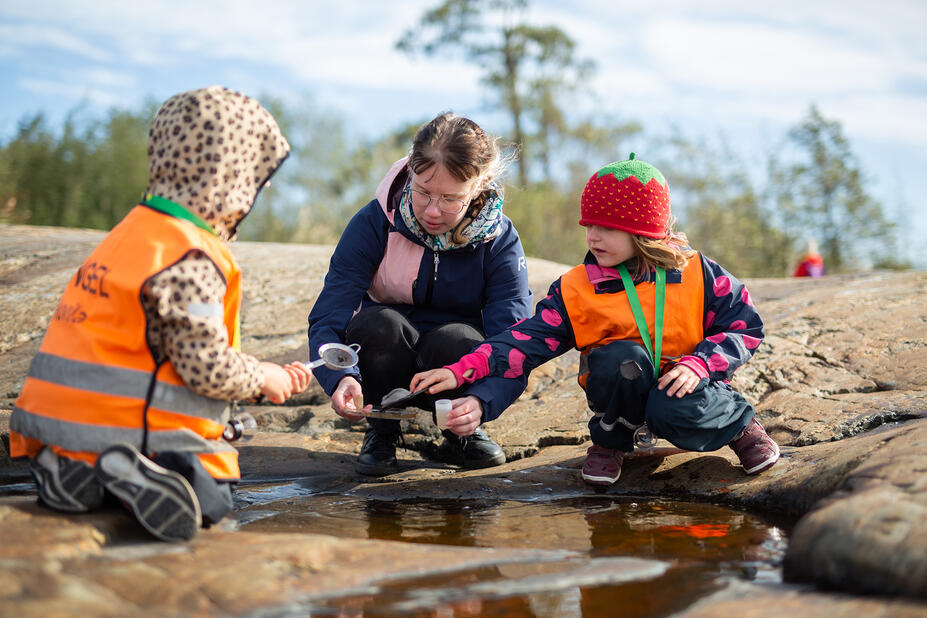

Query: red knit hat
(579, 153), (670, 238)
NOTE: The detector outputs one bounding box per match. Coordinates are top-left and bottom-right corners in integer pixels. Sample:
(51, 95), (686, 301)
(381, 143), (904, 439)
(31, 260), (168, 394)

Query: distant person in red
(793, 240), (824, 278)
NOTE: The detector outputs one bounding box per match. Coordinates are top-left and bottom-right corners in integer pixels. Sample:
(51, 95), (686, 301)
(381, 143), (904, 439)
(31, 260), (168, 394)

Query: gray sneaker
(30, 447), (105, 513)
(95, 443), (202, 542)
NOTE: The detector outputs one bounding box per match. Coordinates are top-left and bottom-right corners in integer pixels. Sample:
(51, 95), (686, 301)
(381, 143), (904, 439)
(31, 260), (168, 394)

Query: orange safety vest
(11, 203), (243, 480)
(561, 256), (705, 388)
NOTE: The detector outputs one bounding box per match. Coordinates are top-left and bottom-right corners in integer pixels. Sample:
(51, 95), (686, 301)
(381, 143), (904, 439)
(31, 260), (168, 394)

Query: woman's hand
(656, 363), (700, 398)
(331, 376), (368, 421)
(443, 395), (483, 437)
(409, 368), (458, 394)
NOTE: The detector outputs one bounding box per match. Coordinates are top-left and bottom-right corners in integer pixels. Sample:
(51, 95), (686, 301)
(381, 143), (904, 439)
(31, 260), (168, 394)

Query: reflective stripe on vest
(11, 406), (238, 458)
(561, 256), (705, 380)
(26, 352), (229, 420)
(11, 205), (242, 480)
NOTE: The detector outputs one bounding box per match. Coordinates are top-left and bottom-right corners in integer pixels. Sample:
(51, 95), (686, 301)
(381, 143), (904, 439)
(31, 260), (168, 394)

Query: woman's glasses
(408, 188), (468, 215)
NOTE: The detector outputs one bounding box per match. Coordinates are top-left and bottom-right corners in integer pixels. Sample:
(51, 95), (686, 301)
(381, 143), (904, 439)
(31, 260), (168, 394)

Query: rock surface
(1, 224), (926, 615)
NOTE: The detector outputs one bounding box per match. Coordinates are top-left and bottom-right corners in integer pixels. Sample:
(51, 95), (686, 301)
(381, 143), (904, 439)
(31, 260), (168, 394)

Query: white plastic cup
(435, 399), (452, 430)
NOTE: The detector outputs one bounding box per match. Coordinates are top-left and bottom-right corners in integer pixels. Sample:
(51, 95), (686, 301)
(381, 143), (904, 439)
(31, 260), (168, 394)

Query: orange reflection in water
(657, 523), (731, 539)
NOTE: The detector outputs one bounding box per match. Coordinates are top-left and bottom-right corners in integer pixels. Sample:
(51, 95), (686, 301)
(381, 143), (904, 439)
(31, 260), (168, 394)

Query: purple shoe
(729, 418), (780, 475)
(582, 445), (624, 486)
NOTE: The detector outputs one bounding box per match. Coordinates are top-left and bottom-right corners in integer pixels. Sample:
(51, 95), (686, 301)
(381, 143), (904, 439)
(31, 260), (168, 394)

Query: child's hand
(331, 376), (369, 422)
(443, 395), (484, 437)
(656, 363), (700, 398)
(410, 368), (458, 395)
(283, 361), (313, 394)
(259, 362), (299, 404)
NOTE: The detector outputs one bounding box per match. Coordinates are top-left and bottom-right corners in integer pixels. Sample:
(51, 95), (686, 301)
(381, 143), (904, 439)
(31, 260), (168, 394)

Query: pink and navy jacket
(307, 158), (533, 421)
(446, 251), (764, 396)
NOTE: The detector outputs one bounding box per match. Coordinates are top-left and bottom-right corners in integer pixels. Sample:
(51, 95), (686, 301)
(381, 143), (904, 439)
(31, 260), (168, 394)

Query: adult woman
(307, 112), (532, 476)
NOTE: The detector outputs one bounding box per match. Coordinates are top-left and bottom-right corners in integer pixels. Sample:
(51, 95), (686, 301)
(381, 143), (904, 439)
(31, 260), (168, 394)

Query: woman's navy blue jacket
(307, 158), (533, 422)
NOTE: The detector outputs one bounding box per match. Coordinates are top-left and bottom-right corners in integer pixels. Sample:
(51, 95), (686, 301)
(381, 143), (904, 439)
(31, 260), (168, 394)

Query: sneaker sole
(581, 470), (620, 486)
(95, 444), (201, 542)
(31, 448), (104, 513)
(743, 442), (781, 475)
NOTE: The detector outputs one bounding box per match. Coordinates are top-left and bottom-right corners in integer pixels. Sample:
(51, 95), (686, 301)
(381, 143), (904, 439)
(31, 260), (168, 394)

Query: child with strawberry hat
(411, 154), (779, 485)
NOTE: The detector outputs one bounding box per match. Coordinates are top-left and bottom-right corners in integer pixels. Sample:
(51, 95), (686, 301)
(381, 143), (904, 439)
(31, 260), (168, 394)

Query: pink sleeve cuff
(677, 355), (709, 380)
(446, 352), (491, 385)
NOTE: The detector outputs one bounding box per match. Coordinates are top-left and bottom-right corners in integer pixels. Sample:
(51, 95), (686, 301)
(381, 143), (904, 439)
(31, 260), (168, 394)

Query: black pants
(151, 450), (234, 526)
(345, 306), (483, 435)
(584, 340), (754, 453)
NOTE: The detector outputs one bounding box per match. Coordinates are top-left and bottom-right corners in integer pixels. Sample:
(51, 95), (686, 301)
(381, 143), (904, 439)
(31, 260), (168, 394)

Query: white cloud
(18, 78), (126, 108)
(826, 93), (927, 142)
(0, 0), (478, 93)
(644, 19), (892, 94)
(526, 1), (927, 151)
(0, 23), (112, 62)
(1, 0), (925, 265)
(80, 68), (138, 89)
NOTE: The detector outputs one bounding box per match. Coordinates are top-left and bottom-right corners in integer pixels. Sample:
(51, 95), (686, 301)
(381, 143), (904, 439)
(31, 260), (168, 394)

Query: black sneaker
(444, 428), (506, 469)
(356, 429), (400, 477)
(30, 447), (105, 513)
(95, 443), (202, 542)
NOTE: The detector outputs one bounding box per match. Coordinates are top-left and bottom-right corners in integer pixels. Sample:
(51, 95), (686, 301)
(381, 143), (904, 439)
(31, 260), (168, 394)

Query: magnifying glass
(306, 343), (361, 370)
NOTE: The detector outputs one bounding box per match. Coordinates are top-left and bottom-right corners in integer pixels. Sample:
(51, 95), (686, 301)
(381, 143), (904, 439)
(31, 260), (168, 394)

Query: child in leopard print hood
(10, 86), (312, 541)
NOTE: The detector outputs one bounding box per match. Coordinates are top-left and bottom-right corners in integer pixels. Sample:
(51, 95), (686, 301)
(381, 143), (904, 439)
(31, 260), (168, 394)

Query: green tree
(81, 106), (153, 228)
(0, 102), (153, 230)
(768, 106), (895, 272)
(252, 95), (418, 245)
(657, 134), (793, 277)
(0, 113), (64, 225)
(503, 181), (586, 264)
(502, 117), (642, 265)
(396, 0), (594, 187)
(236, 94), (300, 242)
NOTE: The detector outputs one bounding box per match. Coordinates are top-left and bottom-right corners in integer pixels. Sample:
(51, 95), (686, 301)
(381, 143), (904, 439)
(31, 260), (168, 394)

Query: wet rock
(783, 421), (927, 598)
(1, 225), (926, 615)
(681, 579), (927, 617)
(2, 498), (572, 617)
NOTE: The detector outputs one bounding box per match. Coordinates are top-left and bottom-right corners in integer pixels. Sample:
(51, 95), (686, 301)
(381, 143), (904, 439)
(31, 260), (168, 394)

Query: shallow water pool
(233, 485), (787, 617)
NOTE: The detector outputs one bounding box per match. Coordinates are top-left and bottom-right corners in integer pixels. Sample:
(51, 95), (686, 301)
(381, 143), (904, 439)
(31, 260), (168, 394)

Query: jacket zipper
(425, 251), (439, 305)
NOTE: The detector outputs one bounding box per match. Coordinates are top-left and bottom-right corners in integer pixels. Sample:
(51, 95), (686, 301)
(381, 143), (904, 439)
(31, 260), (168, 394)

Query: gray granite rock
(1, 224), (925, 615)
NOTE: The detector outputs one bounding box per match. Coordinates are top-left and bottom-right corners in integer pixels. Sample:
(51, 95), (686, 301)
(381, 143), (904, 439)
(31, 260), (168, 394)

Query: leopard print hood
(146, 86), (290, 241)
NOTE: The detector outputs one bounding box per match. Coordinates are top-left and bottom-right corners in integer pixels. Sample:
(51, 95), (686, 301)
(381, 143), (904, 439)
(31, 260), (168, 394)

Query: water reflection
(235, 490), (786, 617)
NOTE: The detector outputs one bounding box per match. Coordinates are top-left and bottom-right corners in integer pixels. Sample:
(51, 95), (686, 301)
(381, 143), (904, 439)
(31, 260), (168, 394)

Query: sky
(1, 0), (925, 267)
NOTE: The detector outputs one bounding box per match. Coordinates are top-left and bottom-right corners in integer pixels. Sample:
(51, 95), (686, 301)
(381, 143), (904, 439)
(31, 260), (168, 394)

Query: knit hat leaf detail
(595, 160), (667, 190)
(579, 154), (670, 239)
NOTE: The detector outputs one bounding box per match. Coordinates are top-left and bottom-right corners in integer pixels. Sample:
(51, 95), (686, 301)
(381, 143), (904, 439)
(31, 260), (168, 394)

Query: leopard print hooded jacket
(141, 86), (290, 400)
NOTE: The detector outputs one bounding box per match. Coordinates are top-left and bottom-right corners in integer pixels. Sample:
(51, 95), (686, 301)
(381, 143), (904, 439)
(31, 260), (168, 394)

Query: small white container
(435, 399), (452, 430)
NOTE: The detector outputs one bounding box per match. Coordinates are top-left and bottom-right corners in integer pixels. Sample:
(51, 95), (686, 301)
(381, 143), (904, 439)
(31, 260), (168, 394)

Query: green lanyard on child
(617, 264), (666, 379)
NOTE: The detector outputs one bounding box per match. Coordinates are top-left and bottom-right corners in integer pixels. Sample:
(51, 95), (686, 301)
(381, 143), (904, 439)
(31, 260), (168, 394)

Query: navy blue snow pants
(583, 341), (754, 453)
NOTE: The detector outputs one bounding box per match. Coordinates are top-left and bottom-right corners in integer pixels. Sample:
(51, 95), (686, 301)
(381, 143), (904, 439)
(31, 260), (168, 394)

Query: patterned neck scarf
(397, 179), (505, 251)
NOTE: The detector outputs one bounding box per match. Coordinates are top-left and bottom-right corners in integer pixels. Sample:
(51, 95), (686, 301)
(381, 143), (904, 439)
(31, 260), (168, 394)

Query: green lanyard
(617, 264), (666, 379)
(141, 193), (217, 236)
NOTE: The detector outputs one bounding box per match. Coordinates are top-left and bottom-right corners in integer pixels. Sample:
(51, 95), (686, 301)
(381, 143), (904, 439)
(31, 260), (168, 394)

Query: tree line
(0, 0), (906, 276)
